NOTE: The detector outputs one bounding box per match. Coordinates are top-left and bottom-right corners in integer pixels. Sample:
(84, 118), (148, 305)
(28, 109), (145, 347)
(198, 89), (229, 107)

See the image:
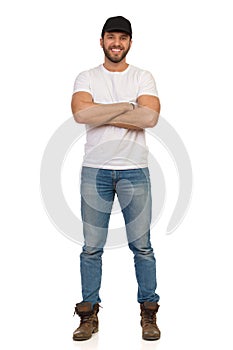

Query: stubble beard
(103, 43), (131, 64)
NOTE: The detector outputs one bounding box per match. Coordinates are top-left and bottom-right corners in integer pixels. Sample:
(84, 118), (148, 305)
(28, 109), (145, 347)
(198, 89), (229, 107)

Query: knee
(128, 233), (152, 253)
(81, 245), (104, 257)
(129, 244), (154, 258)
(129, 240), (153, 254)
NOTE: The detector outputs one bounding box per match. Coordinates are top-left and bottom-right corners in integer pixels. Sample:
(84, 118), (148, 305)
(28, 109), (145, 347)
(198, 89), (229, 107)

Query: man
(71, 16), (161, 341)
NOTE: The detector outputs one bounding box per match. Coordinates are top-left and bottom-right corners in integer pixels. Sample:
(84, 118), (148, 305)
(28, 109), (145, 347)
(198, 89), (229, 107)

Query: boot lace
(142, 310), (156, 326)
(79, 314), (93, 326)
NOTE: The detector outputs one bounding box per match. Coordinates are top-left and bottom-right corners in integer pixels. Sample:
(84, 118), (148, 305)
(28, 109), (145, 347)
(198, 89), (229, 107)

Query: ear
(100, 38), (103, 48)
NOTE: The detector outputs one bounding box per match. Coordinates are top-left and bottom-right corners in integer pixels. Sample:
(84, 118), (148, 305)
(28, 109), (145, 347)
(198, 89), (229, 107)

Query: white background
(1, 0), (233, 349)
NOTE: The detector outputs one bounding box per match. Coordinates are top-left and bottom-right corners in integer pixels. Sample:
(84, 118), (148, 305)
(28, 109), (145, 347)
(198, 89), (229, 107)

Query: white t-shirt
(73, 64), (158, 169)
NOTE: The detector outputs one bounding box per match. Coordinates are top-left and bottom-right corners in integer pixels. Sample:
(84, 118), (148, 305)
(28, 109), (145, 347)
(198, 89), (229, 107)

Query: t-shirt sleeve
(137, 70), (159, 98)
(73, 70), (93, 96)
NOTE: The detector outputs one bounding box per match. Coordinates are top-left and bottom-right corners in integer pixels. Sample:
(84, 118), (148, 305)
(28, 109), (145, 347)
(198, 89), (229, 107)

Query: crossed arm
(71, 91), (160, 130)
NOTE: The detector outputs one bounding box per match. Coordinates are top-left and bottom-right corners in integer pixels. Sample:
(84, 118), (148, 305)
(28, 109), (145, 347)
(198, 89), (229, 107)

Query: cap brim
(105, 28), (131, 36)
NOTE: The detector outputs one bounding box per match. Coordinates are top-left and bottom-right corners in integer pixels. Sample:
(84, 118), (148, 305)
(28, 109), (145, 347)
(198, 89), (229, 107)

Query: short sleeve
(137, 70), (158, 98)
(73, 70), (92, 96)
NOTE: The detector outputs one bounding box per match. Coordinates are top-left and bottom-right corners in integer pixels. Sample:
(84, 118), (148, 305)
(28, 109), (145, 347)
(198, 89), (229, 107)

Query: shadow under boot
(73, 302), (99, 341)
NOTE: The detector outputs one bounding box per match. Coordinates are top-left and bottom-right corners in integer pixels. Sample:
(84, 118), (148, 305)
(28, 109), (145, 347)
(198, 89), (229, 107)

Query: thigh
(116, 168), (152, 243)
(81, 167), (115, 224)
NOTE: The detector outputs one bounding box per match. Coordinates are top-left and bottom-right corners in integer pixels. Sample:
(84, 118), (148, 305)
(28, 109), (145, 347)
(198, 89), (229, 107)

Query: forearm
(107, 105), (159, 129)
(73, 102), (133, 126)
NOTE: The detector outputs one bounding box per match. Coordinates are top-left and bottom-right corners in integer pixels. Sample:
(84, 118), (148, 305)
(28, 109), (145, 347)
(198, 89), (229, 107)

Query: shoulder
(128, 65), (155, 80)
(128, 66), (158, 97)
(73, 65), (103, 93)
(75, 65), (102, 80)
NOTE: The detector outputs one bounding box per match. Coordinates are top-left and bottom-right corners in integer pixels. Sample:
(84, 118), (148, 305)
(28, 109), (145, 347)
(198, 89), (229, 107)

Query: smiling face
(100, 32), (132, 64)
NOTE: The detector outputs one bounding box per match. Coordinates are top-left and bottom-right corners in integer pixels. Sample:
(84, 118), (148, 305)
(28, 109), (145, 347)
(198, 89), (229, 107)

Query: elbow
(71, 101), (86, 124)
(73, 111), (85, 124)
(147, 111), (159, 128)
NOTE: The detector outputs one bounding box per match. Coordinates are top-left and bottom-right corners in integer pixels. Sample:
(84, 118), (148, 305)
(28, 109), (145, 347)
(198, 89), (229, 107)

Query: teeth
(112, 49), (121, 52)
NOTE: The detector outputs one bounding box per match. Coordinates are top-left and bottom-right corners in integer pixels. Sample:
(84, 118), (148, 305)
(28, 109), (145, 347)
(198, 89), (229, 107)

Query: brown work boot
(140, 302), (161, 340)
(73, 302), (99, 341)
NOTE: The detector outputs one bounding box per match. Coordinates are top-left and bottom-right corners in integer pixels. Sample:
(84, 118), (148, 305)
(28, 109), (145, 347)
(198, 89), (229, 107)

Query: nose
(113, 37), (121, 46)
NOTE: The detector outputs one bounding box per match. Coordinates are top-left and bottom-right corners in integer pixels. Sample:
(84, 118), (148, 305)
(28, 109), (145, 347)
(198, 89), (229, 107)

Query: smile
(111, 48), (122, 53)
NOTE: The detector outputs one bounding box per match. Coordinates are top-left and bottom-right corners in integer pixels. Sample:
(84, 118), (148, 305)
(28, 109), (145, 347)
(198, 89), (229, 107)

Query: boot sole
(143, 334), (160, 341)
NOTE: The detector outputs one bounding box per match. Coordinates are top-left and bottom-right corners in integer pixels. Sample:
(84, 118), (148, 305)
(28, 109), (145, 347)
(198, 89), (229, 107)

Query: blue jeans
(80, 166), (160, 306)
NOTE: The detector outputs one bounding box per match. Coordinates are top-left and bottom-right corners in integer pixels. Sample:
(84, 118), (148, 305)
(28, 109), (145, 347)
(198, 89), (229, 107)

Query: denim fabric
(80, 166), (160, 305)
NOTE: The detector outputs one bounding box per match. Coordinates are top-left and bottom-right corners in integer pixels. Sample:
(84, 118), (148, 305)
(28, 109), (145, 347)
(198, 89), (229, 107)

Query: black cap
(101, 16), (132, 39)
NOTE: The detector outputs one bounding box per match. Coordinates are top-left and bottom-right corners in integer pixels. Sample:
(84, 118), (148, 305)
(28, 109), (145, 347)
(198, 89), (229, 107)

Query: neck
(103, 58), (129, 72)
